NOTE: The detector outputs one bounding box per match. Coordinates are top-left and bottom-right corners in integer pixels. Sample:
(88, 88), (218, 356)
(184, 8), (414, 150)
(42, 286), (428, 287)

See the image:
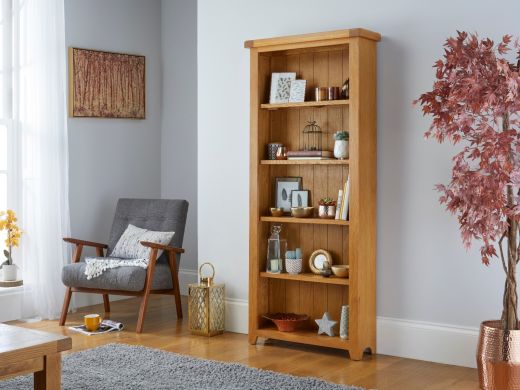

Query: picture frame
(69, 47), (146, 119)
(269, 72), (296, 104)
(289, 80), (306, 103)
(291, 190), (309, 208)
(275, 177), (302, 212)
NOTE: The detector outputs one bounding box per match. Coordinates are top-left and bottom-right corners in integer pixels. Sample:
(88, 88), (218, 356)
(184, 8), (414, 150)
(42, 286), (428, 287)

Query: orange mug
(84, 314), (102, 331)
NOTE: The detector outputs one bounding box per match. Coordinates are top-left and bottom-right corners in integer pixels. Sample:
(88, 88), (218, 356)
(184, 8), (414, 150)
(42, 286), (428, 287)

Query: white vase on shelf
(334, 140), (349, 159)
(340, 305), (349, 340)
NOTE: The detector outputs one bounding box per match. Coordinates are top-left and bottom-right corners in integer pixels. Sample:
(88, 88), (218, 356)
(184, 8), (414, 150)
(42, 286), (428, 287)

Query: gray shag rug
(0, 343), (363, 390)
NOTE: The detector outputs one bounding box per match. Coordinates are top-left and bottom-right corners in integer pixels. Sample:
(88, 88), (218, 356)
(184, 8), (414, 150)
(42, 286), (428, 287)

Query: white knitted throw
(84, 257), (148, 280)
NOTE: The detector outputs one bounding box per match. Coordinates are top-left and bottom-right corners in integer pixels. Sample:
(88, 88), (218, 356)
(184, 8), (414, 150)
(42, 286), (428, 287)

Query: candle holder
(266, 225), (287, 274)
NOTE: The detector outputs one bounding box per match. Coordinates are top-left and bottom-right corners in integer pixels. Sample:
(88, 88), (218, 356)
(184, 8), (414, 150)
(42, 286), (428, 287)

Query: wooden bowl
(262, 313), (309, 332)
(331, 265), (349, 278)
(270, 207), (284, 217)
(291, 207), (314, 218)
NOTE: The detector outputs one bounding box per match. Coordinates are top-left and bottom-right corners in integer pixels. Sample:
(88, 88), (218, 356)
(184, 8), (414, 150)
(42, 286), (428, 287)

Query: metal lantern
(303, 121), (323, 151)
(266, 225), (287, 274)
(188, 262), (225, 336)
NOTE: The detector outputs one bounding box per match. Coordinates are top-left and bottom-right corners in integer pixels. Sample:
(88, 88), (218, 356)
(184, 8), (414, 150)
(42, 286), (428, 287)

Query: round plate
(309, 249), (333, 274)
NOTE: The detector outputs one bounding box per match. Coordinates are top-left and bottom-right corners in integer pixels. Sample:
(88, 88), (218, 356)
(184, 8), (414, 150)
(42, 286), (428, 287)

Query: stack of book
(287, 150), (332, 160)
(335, 174), (350, 220)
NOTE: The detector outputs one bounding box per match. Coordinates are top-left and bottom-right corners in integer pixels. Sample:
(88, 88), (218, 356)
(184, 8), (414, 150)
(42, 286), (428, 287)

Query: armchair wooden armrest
(63, 237), (108, 249)
(140, 241), (185, 254)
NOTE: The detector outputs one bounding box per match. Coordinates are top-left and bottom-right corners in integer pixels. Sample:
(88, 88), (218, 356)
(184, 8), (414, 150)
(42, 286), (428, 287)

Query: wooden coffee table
(0, 323), (71, 389)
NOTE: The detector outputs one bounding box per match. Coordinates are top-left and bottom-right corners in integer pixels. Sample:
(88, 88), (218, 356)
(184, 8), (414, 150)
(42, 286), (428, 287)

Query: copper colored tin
(477, 320), (520, 389)
(328, 86), (340, 100)
(314, 87), (328, 102)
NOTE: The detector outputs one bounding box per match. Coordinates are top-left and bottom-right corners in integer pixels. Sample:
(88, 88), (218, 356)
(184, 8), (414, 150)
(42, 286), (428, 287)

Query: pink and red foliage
(416, 31), (520, 266)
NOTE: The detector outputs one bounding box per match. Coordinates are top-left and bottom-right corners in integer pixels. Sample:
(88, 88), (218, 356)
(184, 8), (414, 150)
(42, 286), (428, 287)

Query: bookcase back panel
(267, 280), (349, 327)
(261, 48), (349, 154)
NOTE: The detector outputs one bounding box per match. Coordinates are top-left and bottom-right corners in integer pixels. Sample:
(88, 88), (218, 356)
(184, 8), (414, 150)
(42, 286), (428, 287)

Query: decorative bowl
(285, 258), (302, 274)
(331, 265), (349, 278)
(270, 207), (284, 217)
(291, 207), (314, 218)
(262, 313), (309, 332)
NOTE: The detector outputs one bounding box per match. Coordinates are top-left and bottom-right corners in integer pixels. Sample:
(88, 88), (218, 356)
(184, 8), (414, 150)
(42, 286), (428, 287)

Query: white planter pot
(334, 140), (349, 159)
(2, 264), (17, 281)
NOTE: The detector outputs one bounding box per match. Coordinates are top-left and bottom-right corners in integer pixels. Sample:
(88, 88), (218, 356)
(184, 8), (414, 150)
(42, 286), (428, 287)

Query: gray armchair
(59, 198), (189, 333)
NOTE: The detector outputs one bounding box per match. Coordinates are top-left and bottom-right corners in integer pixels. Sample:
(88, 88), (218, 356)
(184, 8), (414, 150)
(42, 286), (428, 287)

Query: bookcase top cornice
(244, 28), (381, 49)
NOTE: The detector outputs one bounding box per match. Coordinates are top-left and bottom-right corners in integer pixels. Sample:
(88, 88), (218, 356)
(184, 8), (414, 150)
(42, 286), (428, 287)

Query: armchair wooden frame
(59, 237), (185, 333)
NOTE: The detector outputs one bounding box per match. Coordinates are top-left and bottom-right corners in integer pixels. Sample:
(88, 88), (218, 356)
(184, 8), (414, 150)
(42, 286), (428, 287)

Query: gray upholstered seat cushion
(61, 262), (174, 292)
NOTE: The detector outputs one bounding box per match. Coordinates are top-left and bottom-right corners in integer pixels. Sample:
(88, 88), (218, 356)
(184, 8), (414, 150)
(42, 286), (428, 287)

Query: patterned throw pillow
(110, 224), (175, 259)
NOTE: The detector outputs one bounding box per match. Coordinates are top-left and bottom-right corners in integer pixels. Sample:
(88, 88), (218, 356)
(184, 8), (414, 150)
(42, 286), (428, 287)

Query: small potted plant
(0, 210), (22, 281)
(333, 131), (349, 160)
(318, 198), (336, 219)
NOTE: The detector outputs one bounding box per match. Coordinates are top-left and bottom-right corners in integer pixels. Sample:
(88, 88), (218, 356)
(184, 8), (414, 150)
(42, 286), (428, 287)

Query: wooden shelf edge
(261, 100), (349, 110)
(260, 216), (349, 226)
(255, 327), (351, 350)
(260, 272), (349, 286)
(260, 159), (349, 165)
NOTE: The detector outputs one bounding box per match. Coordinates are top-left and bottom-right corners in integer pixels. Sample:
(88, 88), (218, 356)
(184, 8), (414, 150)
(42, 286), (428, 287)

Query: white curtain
(12, 0), (72, 319)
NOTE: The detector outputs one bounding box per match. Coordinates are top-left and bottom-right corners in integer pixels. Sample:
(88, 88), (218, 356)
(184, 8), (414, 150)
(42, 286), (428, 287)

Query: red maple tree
(416, 32), (520, 330)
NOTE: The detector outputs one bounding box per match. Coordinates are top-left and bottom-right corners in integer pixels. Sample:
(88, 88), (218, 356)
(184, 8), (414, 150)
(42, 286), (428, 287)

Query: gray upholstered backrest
(108, 199), (189, 265)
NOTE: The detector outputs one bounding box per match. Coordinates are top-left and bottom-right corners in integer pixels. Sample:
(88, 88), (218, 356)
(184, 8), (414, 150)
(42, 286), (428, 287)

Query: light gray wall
(198, 0), (516, 329)
(65, 0), (162, 272)
(161, 0), (198, 273)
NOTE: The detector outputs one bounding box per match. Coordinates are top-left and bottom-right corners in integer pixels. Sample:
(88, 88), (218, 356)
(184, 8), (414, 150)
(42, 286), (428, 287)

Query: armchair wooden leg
(136, 292), (151, 334)
(168, 252), (183, 319)
(59, 288), (72, 326)
(136, 249), (158, 333)
(103, 294), (110, 313)
(174, 288), (183, 319)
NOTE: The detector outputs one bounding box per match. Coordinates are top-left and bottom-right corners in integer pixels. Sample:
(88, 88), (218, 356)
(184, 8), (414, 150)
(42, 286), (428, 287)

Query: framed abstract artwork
(68, 48), (145, 119)
(269, 72), (296, 104)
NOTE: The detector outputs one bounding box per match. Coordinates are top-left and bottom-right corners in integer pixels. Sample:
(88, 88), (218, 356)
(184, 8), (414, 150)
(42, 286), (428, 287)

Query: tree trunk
(502, 216), (518, 330)
(501, 112), (519, 330)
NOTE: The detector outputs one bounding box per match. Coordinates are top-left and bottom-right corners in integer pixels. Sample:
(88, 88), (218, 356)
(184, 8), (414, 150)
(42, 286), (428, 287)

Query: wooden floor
(9, 295), (479, 389)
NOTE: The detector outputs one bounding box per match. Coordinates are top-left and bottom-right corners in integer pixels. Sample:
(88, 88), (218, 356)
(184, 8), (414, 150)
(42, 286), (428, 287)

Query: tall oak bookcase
(246, 29), (380, 360)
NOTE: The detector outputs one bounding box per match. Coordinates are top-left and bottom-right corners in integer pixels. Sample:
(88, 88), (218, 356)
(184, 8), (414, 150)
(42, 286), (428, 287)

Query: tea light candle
(270, 259), (280, 272)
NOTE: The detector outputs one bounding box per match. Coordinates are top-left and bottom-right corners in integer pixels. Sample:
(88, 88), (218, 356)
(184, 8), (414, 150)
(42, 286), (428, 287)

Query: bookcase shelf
(260, 216), (349, 226)
(260, 159), (349, 165)
(260, 271), (349, 286)
(261, 99), (349, 110)
(247, 28), (379, 361)
(257, 325), (351, 350)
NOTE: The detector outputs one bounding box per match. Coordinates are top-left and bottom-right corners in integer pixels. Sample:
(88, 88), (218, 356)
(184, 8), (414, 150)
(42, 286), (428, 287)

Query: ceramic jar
(319, 205), (336, 219)
(334, 140), (349, 159)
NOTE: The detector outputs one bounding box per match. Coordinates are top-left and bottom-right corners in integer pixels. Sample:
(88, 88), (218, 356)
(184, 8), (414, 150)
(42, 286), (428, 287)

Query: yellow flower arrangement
(0, 209), (22, 266)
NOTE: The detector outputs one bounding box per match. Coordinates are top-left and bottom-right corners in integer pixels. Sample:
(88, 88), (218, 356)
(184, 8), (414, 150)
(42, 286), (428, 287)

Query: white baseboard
(377, 316), (479, 368)
(225, 298), (248, 333)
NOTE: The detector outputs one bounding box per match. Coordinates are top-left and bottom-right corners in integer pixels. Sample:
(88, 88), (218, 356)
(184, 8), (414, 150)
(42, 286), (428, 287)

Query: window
(0, 0), (13, 254)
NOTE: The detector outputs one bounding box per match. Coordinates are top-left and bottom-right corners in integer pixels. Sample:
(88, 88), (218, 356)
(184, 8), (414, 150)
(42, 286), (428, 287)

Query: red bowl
(262, 313), (309, 332)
